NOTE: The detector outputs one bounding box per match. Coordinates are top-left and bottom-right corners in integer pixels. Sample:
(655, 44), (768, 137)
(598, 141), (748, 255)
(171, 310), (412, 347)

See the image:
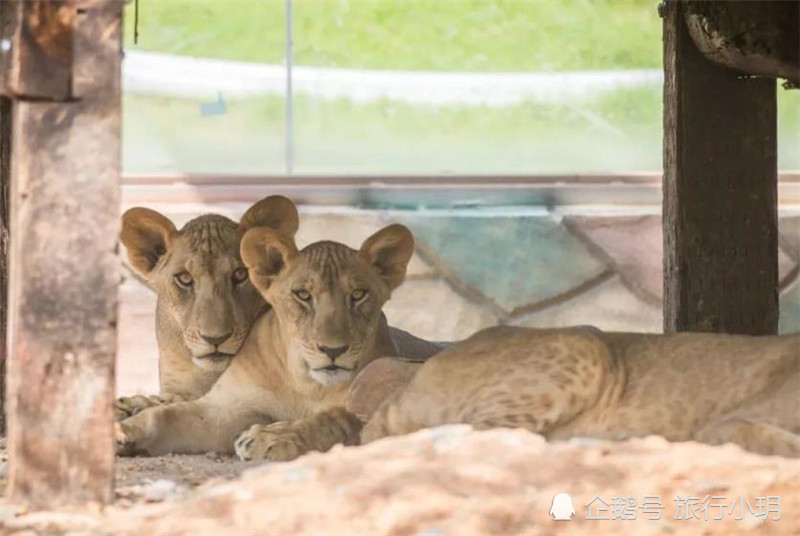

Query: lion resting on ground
(114, 196), (298, 420)
(236, 326), (799, 461)
(116, 223), (442, 456)
(115, 199), (441, 422)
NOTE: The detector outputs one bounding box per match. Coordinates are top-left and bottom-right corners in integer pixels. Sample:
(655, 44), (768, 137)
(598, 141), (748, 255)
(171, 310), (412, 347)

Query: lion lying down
(114, 195), (297, 419)
(116, 222), (432, 456)
(237, 326), (799, 461)
(115, 197), (443, 421)
(118, 220), (799, 460)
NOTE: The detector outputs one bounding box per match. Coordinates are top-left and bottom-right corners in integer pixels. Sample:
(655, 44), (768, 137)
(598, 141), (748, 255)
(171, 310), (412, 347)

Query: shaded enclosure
(0, 0), (797, 511)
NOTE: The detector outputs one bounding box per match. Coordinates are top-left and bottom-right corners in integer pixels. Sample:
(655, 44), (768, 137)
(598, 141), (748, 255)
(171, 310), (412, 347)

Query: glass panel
(122, 0), (286, 175)
(292, 0), (663, 174)
(122, 1), (798, 175)
(779, 90), (799, 170)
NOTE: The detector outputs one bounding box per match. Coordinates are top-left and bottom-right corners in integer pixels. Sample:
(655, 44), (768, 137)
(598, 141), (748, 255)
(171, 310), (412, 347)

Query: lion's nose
(317, 344), (349, 360)
(201, 332), (232, 347)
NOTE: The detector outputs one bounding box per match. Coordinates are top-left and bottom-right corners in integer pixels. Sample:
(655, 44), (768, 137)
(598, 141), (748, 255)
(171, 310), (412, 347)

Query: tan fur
(115, 224), (442, 457)
(359, 326), (800, 457)
(247, 325), (799, 460)
(122, 212), (799, 460)
(114, 196), (299, 419)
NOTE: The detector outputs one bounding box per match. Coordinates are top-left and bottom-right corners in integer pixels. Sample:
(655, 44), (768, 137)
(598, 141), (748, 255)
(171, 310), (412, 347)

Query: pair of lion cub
(116, 196), (800, 460)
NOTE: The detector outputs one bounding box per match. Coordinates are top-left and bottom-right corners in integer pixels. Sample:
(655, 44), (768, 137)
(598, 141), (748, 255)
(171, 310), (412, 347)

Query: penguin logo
(550, 492), (575, 520)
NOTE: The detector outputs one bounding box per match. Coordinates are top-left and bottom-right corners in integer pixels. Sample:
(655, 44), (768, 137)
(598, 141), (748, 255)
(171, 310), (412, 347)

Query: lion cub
(116, 223), (424, 456)
(114, 196), (299, 419)
(258, 326), (799, 460)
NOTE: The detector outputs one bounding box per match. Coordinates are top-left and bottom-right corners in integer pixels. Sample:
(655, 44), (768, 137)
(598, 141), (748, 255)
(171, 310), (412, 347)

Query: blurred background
(118, 0), (800, 395)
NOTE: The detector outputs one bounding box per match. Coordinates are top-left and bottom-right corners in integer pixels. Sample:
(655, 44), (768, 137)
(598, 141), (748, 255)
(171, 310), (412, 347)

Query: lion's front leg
(235, 407), (363, 462)
(115, 401), (209, 456)
(116, 398), (262, 456)
(114, 392), (186, 421)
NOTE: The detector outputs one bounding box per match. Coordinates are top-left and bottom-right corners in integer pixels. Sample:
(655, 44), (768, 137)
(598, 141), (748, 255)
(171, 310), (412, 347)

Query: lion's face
(144, 219), (262, 371)
(242, 224), (414, 386)
(121, 196), (299, 372)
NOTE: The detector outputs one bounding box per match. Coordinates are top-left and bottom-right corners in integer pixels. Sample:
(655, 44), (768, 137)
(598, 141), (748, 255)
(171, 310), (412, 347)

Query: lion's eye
(232, 267), (249, 285)
(351, 289), (368, 302)
(174, 271), (193, 288)
(293, 289), (312, 302)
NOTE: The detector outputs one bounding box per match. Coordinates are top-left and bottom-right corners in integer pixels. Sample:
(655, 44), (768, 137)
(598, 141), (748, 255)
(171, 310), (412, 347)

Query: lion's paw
(234, 422), (305, 462)
(115, 421), (137, 457)
(114, 394), (164, 421)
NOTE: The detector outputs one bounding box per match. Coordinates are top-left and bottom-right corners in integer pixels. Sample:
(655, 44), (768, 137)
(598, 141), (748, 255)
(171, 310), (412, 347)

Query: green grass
(124, 0), (662, 71)
(778, 89), (800, 170)
(123, 85), (799, 175)
(123, 87), (657, 175)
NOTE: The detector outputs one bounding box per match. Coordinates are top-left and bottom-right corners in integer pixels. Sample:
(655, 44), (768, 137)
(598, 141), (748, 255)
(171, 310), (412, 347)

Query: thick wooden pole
(5, 1), (122, 507)
(663, 0), (779, 335)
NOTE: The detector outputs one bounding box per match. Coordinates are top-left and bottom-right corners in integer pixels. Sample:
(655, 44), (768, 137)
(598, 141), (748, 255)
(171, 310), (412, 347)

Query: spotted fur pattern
(243, 326), (799, 460)
(361, 327), (800, 457)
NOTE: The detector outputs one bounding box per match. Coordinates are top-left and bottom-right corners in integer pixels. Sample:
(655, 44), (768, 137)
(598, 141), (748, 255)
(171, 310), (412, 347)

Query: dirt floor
(0, 435), (260, 503)
(0, 427), (798, 536)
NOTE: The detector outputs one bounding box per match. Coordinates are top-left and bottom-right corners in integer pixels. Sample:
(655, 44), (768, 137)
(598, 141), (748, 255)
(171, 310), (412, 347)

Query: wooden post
(663, 0), (779, 335)
(2, 0), (122, 507)
(0, 96), (10, 434)
(0, 96), (9, 434)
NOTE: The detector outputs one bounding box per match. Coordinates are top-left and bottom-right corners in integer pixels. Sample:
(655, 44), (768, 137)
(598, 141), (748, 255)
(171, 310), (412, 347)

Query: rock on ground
(0, 427), (798, 536)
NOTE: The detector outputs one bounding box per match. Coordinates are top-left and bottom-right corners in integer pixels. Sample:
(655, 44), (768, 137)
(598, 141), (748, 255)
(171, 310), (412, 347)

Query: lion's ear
(239, 195), (299, 240)
(120, 208), (178, 276)
(241, 227), (299, 294)
(359, 224), (414, 290)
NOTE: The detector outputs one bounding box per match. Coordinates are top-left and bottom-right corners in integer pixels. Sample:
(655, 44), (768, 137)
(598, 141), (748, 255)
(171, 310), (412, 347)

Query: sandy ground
(0, 436), (260, 510)
(0, 427), (798, 536)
